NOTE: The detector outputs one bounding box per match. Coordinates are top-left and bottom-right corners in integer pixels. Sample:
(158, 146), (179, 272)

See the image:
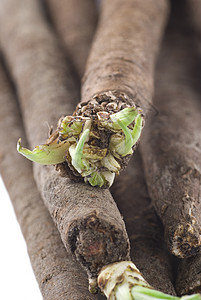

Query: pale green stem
(131, 286), (201, 300)
(71, 128), (90, 173)
(117, 119), (133, 155)
(131, 114), (143, 145)
(111, 113), (143, 156)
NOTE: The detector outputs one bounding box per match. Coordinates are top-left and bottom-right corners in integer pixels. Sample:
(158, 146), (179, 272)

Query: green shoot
(131, 114), (143, 146)
(132, 287), (201, 300)
(132, 287), (178, 300)
(181, 295), (201, 300)
(17, 107), (144, 187)
(88, 171), (105, 187)
(70, 128), (90, 173)
(110, 107), (139, 129)
(115, 119), (134, 156)
(110, 113), (143, 156)
(17, 138), (68, 164)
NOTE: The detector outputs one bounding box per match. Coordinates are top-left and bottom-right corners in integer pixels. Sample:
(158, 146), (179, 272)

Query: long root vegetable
(95, 9), (201, 292)
(99, 151), (178, 298)
(0, 56), (97, 300)
(175, 0), (201, 294)
(34, 165), (130, 292)
(44, 0), (98, 78)
(140, 0), (201, 258)
(0, 0), (130, 292)
(81, 0), (169, 111)
(17, 0), (169, 187)
(111, 151), (176, 294)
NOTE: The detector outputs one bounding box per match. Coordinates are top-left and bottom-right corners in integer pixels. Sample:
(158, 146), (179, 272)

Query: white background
(0, 176), (42, 300)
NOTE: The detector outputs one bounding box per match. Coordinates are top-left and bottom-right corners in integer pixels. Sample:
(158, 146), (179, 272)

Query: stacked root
(0, 0), (201, 299)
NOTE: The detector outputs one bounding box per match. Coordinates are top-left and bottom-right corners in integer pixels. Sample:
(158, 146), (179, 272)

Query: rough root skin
(170, 222), (201, 258)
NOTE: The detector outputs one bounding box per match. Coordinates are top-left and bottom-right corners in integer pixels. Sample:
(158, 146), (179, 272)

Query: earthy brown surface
(176, 255), (201, 295)
(187, 0), (201, 39)
(0, 57), (97, 300)
(81, 0), (169, 115)
(111, 151), (176, 295)
(44, 0), (98, 78)
(140, 0), (201, 258)
(0, 0), (130, 287)
(35, 164), (130, 283)
(175, 0), (201, 294)
(0, 0), (78, 145)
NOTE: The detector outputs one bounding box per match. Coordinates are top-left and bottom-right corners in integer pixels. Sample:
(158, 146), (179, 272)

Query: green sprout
(17, 107), (143, 188)
(110, 113), (143, 157)
(131, 287), (201, 300)
(17, 138), (68, 165)
(69, 120), (91, 174)
(98, 107), (139, 130)
(98, 261), (201, 300)
(88, 171), (105, 187)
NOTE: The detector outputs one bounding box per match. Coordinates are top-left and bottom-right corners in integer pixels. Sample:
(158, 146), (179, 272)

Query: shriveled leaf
(101, 171), (115, 187)
(101, 153), (120, 173)
(83, 144), (107, 160)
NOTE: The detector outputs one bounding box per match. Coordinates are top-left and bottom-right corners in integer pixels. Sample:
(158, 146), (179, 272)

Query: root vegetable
(175, 0), (201, 294)
(140, 0), (201, 258)
(44, 0), (98, 78)
(0, 56), (96, 300)
(0, 0), (130, 291)
(111, 151), (176, 294)
(17, 0), (169, 187)
(81, 0), (169, 112)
